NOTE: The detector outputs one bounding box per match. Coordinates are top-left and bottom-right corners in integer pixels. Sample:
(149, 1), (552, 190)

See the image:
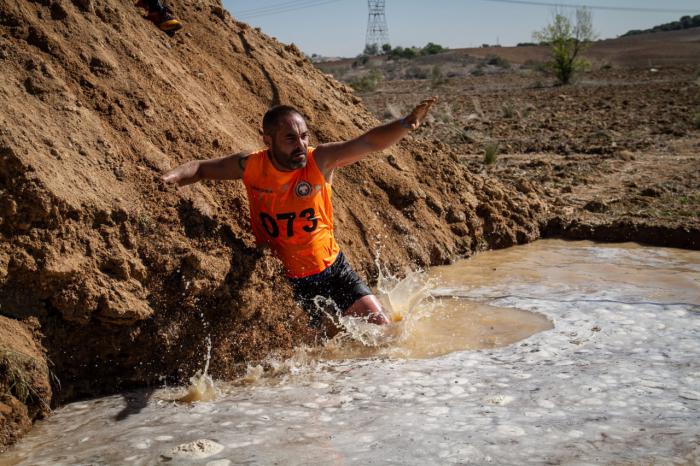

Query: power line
(235, 0), (697, 20)
(236, 1), (299, 15)
(478, 0), (698, 14)
(236, 0), (347, 19)
(238, 0), (344, 18)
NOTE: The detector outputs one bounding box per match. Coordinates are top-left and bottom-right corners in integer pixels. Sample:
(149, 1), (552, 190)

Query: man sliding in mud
(162, 97), (437, 327)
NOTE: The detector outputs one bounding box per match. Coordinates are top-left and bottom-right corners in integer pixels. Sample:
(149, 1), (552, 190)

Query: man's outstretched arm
(315, 97), (437, 175)
(161, 152), (249, 186)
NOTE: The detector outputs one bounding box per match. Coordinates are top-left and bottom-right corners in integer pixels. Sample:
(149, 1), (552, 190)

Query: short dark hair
(262, 105), (302, 136)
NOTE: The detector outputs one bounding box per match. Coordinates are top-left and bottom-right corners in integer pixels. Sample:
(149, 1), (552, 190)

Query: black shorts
(288, 252), (372, 323)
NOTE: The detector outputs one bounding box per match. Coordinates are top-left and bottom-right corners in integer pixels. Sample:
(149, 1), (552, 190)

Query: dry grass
(0, 348), (50, 411)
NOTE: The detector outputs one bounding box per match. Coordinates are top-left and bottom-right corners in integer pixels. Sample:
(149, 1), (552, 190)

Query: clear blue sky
(221, 0), (698, 57)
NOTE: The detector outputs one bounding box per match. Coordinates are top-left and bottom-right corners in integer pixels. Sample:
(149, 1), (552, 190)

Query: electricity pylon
(365, 0), (389, 52)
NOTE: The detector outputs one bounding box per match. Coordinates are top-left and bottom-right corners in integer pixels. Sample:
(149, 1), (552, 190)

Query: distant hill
(622, 14), (700, 37)
(455, 27), (700, 68)
(319, 26), (700, 77)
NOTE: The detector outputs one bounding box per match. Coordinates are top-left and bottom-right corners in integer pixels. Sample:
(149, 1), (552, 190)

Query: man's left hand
(403, 96), (438, 130)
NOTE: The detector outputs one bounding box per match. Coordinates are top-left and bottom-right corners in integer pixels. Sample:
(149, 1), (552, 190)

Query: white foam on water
(168, 439), (224, 459)
(206, 460), (231, 466)
(2, 240), (699, 465)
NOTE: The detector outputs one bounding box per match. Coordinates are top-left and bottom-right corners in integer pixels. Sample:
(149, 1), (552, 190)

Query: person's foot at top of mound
(135, 0), (182, 33)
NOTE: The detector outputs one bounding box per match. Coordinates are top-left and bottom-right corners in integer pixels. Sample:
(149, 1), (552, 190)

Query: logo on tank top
(295, 180), (313, 198)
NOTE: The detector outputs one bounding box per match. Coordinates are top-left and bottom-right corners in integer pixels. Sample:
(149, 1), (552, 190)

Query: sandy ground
(355, 67), (700, 248)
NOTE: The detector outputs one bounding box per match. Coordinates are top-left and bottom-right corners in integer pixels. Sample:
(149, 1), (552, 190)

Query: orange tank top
(242, 147), (340, 278)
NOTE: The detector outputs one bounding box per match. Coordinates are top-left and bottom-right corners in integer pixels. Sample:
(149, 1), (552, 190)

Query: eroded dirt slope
(0, 0), (547, 450)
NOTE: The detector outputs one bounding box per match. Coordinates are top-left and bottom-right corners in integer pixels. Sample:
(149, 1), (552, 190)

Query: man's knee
(343, 295), (388, 325)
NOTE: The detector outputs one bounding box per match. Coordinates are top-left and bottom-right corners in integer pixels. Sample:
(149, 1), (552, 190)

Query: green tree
(386, 46), (418, 60)
(533, 8), (596, 85)
(363, 43), (380, 56)
(422, 42), (447, 55)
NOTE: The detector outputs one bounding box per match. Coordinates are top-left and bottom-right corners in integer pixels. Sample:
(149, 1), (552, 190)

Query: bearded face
(266, 113), (309, 171)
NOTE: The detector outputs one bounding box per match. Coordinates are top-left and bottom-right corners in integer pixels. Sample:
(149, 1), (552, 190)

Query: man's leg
(344, 294), (389, 325)
(289, 253), (390, 327)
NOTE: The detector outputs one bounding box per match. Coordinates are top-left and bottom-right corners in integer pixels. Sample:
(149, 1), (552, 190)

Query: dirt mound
(0, 0), (547, 449)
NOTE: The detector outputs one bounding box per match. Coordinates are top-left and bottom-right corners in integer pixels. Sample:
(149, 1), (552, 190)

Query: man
(162, 97), (437, 326)
(135, 0), (182, 33)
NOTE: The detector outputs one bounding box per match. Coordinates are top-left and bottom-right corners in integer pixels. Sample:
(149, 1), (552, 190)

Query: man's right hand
(160, 152), (248, 188)
(161, 160), (200, 187)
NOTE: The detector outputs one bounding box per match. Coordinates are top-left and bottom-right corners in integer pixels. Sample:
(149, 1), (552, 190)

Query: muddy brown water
(1, 239), (699, 465)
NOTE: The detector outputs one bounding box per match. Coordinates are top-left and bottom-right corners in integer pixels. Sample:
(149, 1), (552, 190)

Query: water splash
(315, 261), (438, 358)
(175, 252), (549, 386)
(227, 346), (320, 388)
(317, 256), (551, 360)
(176, 335), (216, 403)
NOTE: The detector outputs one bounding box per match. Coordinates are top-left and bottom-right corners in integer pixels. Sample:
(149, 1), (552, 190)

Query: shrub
(350, 68), (383, 92)
(484, 143), (499, 165)
(486, 55), (510, 69)
(431, 65), (446, 87)
(501, 102), (516, 119)
(405, 66), (429, 80)
(352, 55), (369, 67)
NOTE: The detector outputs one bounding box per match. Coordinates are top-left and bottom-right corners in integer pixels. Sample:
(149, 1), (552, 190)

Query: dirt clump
(0, 0), (547, 450)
